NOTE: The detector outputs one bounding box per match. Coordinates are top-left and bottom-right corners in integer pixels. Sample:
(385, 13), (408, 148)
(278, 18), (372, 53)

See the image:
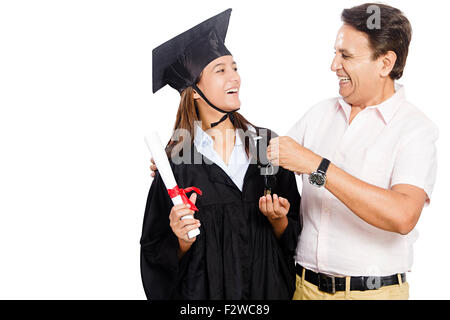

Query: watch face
(309, 172), (325, 187)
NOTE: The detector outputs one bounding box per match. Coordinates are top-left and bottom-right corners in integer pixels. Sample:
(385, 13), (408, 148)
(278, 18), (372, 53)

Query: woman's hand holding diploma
(146, 132), (201, 240)
(169, 193), (201, 257)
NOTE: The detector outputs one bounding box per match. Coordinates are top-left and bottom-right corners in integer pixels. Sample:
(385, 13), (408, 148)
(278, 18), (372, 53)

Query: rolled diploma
(145, 132), (200, 239)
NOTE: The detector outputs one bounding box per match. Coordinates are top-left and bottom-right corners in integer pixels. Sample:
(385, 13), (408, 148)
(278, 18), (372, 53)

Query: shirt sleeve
(286, 99), (333, 145)
(286, 114), (307, 145)
(391, 122), (439, 204)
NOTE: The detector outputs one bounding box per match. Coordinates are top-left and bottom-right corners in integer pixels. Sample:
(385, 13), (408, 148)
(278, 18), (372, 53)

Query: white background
(0, 0), (448, 299)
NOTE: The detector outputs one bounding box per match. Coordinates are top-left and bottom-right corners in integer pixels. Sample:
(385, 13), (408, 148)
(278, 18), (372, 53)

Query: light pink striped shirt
(287, 84), (439, 277)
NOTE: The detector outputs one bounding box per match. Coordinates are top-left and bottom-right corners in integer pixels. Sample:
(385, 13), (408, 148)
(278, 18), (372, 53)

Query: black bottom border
(0, 300), (438, 318)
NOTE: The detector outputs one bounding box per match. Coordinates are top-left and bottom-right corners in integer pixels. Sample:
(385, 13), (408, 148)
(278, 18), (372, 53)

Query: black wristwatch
(309, 158), (330, 188)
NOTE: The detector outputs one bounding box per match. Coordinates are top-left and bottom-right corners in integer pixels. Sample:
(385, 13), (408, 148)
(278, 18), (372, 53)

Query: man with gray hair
(263, 3), (438, 299)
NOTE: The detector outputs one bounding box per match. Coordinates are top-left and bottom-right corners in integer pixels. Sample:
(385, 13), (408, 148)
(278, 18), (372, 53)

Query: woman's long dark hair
(166, 86), (253, 157)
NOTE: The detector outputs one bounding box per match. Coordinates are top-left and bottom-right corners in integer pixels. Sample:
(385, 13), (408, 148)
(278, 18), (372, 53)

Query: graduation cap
(152, 9), (239, 127)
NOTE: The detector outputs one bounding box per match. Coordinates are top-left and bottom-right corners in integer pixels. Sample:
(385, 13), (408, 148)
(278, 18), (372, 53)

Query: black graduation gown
(140, 129), (301, 300)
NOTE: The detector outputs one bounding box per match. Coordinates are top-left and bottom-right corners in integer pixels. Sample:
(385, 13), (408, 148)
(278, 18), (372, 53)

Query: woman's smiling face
(194, 55), (241, 111)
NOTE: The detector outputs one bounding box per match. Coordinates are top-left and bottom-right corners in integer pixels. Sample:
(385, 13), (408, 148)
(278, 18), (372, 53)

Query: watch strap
(317, 158), (330, 175)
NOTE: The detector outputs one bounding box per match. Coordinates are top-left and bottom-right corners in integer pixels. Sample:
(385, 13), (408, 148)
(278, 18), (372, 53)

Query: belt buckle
(318, 273), (336, 294)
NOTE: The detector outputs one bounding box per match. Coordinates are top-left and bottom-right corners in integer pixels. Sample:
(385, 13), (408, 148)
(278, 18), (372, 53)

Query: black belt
(296, 264), (406, 294)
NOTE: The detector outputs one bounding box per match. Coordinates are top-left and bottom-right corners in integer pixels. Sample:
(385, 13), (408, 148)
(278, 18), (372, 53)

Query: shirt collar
(194, 124), (213, 154)
(194, 123), (256, 149)
(338, 83), (406, 124)
(235, 130), (244, 146)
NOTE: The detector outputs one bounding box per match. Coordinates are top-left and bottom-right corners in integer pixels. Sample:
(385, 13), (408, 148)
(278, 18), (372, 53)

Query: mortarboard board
(152, 9), (232, 94)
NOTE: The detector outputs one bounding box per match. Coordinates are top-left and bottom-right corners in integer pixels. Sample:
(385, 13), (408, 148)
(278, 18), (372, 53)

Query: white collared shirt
(287, 84), (439, 277)
(193, 124), (253, 191)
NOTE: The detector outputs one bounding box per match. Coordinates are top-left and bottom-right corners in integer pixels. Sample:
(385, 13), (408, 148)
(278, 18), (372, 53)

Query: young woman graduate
(141, 9), (301, 300)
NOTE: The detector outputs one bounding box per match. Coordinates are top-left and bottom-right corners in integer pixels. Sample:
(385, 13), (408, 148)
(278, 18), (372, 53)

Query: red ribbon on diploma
(167, 186), (203, 211)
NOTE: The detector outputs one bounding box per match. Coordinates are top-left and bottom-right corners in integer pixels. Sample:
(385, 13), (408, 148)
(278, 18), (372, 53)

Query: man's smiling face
(331, 24), (385, 107)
